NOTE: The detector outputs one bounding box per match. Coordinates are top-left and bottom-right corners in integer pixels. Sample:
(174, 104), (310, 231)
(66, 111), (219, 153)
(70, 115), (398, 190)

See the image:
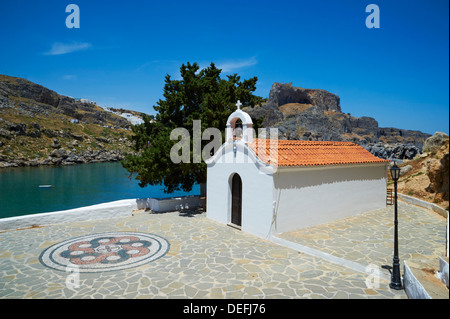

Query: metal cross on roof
(236, 100), (242, 110)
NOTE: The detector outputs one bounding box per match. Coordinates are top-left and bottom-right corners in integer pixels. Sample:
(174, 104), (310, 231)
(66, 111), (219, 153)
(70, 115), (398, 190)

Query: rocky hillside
(245, 82), (431, 160)
(0, 74), (138, 168)
(393, 132), (449, 210)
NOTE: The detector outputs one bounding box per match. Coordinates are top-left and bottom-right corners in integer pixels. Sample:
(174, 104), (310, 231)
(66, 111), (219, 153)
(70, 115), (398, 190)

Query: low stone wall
(439, 257), (449, 289)
(403, 261), (432, 299)
(136, 196), (202, 213)
(398, 193), (448, 218)
(398, 193), (449, 257)
(0, 196), (202, 231)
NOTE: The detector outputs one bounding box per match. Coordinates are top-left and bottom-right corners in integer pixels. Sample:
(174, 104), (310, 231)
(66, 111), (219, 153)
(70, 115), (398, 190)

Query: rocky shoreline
(0, 119), (133, 169)
(0, 74), (136, 169)
(0, 131), (133, 168)
(0, 149), (126, 168)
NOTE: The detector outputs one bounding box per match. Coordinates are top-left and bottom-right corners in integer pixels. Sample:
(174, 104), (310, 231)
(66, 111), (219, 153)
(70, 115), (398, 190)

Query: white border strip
(0, 196), (203, 231)
(271, 235), (390, 281)
(403, 261), (432, 299)
(398, 193), (448, 218)
(0, 199), (136, 231)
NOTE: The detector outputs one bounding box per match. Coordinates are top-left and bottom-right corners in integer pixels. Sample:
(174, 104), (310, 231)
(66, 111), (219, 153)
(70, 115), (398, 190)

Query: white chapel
(205, 102), (389, 239)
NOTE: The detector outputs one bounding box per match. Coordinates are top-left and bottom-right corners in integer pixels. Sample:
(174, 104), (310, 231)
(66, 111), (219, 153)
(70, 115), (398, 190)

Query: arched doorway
(231, 173), (242, 227)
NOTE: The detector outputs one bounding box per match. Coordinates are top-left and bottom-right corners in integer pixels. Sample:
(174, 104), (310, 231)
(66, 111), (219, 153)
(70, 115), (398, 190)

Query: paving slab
(277, 201), (447, 270)
(0, 208), (408, 299)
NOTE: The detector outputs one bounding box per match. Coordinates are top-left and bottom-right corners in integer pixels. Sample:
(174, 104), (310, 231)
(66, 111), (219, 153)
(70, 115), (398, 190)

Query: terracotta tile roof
(248, 139), (388, 167)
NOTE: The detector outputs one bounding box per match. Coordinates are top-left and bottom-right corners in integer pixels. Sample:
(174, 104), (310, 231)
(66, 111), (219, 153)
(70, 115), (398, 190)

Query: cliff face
(267, 82), (341, 113)
(0, 75), (131, 127)
(395, 132), (449, 209)
(245, 82), (431, 160)
(0, 74), (136, 168)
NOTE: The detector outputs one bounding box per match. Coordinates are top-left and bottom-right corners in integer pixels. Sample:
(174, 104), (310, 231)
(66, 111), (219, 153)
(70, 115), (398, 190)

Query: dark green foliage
(122, 62), (263, 193)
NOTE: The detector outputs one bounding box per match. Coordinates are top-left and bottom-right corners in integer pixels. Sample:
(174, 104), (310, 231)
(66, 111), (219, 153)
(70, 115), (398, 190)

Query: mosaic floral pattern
(39, 232), (170, 273)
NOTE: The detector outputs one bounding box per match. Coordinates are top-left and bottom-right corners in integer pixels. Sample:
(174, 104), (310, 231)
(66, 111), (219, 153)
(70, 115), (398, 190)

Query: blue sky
(0, 0), (448, 134)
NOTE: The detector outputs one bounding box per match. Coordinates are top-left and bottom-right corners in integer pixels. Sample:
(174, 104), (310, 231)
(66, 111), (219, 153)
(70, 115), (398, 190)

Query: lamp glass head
(390, 162), (400, 181)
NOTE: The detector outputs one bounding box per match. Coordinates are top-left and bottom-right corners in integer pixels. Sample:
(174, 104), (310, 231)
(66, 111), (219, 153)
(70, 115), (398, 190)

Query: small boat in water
(39, 185), (54, 188)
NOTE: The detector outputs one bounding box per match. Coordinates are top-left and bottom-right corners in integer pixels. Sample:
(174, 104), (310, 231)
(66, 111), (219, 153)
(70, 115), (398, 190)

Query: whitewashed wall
(206, 142), (388, 238)
(206, 142), (275, 239)
(273, 164), (388, 233)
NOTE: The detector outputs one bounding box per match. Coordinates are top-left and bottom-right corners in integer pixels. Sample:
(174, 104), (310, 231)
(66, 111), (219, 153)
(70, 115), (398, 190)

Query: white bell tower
(225, 100), (254, 143)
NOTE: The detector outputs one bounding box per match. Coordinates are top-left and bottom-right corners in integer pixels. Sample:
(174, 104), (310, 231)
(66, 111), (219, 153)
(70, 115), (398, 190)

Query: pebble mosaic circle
(39, 232), (170, 273)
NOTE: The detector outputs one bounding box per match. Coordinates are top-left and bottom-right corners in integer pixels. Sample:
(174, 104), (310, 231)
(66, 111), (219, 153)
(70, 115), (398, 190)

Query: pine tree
(122, 62), (262, 194)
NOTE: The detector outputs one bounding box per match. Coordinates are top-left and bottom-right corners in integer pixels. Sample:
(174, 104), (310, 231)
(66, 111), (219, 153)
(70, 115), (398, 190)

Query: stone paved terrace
(0, 199), (446, 299)
(277, 201), (447, 272)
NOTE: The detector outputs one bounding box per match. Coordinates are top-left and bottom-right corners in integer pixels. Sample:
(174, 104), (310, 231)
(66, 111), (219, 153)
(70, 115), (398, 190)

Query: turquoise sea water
(0, 162), (199, 219)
